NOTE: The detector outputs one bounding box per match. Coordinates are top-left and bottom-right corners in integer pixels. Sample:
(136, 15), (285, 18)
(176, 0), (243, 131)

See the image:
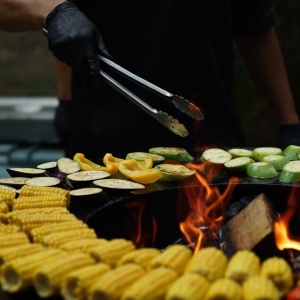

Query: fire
(179, 161), (239, 253)
(274, 187), (300, 251)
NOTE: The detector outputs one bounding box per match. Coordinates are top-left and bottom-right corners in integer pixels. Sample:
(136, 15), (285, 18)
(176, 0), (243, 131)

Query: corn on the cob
(34, 252), (95, 298)
(88, 263), (145, 300)
(59, 238), (109, 254)
(0, 231), (30, 248)
(204, 277), (242, 300)
(19, 185), (69, 200)
(0, 212), (9, 224)
(260, 256), (294, 297)
(0, 248), (67, 292)
(0, 223), (20, 233)
(39, 228), (97, 248)
(89, 238), (136, 267)
(184, 247), (228, 282)
(150, 244), (192, 274)
(0, 202), (9, 213)
(61, 263), (111, 300)
(0, 188), (16, 208)
(30, 220), (89, 242)
(242, 276), (280, 300)
(0, 243), (44, 266)
(117, 248), (161, 270)
(224, 250), (261, 284)
(121, 267), (178, 300)
(166, 273), (210, 300)
(13, 195), (69, 210)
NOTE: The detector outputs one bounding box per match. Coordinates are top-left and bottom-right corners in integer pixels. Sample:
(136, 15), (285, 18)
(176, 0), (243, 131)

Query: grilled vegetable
(121, 267), (178, 300)
(184, 247), (228, 282)
(228, 148), (253, 158)
(224, 157), (255, 173)
(103, 153), (124, 167)
(252, 147), (283, 161)
(280, 161), (300, 183)
(36, 161), (57, 173)
(59, 238), (109, 254)
(166, 273), (210, 300)
(283, 145), (300, 161)
(69, 187), (103, 206)
(126, 152), (165, 165)
(25, 176), (61, 187)
(118, 159), (162, 184)
(0, 184), (16, 193)
(224, 250), (261, 284)
(242, 276), (280, 300)
(57, 157), (81, 174)
(0, 187), (16, 208)
(154, 164), (196, 181)
(260, 256), (293, 297)
(6, 168), (46, 178)
(201, 148), (232, 164)
(93, 179), (145, 190)
(246, 162), (278, 179)
(148, 147), (194, 163)
(0, 177), (28, 189)
(150, 244), (192, 274)
(204, 278), (242, 300)
(0, 231), (30, 248)
(261, 154), (289, 171)
(88, 263), (145, 300)
(66, 170), (110, 188)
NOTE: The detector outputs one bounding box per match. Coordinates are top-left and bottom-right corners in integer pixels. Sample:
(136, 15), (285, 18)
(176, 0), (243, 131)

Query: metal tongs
(98, 55), (204, 137)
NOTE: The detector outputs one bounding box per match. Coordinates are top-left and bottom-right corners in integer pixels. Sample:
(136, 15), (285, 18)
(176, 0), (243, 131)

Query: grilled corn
(59, 238), (109, 254)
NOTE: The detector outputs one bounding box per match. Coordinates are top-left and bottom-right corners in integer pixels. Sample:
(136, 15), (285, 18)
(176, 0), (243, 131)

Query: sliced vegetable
(93, 179), (145, 190)
(6, 168), (46, 178)
(261, 154), (289, 171)
(246, 162), (278, 179)
(25, 177), (61, 187)
(279, 161), (300, 183)
(0, 177), (28, 188)
(283, 145), (300, 161)
(224, 157), (254, 173)
(103, 153), (124, 168)
(74, 153), (118, 174)
(154, 164), (195, 181)
(201, 148), (232, 164)
(126, 152), (165, 165)
(70, 188), (103, 206)
(227, 148), (253, 158)
(66, 170), (110, 188)
(118, 159), (162, 184)
(57, 157), (81, 174)
(148, 147), (193, 163)
(36, 161), (57, 173)
(252, 147), (282, 161)
(0, 184), (17, 192)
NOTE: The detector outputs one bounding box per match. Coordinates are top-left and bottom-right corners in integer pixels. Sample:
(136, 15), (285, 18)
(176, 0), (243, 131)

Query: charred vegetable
(154, 164), (195, 181)
(126, 152), (165, 165)
(148, 147), (193, 163)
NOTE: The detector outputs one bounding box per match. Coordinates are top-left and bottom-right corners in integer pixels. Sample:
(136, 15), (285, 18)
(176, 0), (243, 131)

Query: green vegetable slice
(126, 152), (165, 165)
(201, 148), (232, 164)
(154, 164), (196, 181)
(252, 147), (282, 161)
(279, 161), (300, 183)
(227, 148), (253, 158)
(148, 147), (193, 162)
(224, 157), (254, 173)
(246, 162), (278, 179)
(261, 155), (289, 171)
(283, 145), (300, 161)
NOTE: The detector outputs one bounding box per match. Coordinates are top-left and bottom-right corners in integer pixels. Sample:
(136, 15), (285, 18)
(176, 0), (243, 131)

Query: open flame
(178, 162), (239, 253)
(274, 186), (300, 251)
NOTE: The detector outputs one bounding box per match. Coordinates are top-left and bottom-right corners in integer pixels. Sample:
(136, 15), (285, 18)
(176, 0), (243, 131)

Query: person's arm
(234, 28), (299, 126)
(0, 0), (65, 31)
(54, 58), (72, 100)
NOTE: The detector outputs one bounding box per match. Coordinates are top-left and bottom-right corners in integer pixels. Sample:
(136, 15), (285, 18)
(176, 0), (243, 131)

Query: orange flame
(274, 187), (300, 251)
(178, 162), (239, 253)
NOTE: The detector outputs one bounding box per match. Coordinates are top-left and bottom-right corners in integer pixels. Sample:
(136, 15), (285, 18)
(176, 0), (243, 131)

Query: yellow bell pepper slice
(73, 153), (118, 174)
(103, 153), (124, 168)
(118, 159), (162, 184)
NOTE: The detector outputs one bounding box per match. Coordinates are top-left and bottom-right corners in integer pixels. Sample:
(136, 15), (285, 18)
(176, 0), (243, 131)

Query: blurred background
(0, 0), (299, 175)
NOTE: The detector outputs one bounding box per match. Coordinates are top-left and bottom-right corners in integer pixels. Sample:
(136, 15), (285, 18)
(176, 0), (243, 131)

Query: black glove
(53, 100), (74, 157)
(46, 1), (110, 88)
(277, 124), (300, 149)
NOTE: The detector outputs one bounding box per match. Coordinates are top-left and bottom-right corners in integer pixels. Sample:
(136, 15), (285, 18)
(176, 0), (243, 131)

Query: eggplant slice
(0, 177), (28, 188)
(93, 179), (145, 190)
(6, 168), (46, 178)
(25, 177), (61, 187)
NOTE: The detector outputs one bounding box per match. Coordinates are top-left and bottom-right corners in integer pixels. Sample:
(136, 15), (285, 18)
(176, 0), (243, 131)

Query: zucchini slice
(148, 147), (194, 162)
(6, 168), (46, 178)
(246, 162), (278, 179)
(279, 161), (300, 183)
(93, 179), (145, 190)
(201, 148), (232, 164)
(126, 152), (165, 165)
(224, 157), (254, 173)
(25, 177), (61, 187)
(228, 148), (253, 158)
(252, 147), (282, 161)
(261, 154), (289, 171)
(154, 164), (196, 181)
(283, 145), (300, 161)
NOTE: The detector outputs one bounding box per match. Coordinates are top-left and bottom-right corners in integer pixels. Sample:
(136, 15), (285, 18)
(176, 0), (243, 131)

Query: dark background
(0, 0), (299, 147)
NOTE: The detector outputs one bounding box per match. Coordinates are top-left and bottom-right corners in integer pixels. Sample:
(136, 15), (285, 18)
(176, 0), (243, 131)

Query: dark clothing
(70, 0), (276, 159)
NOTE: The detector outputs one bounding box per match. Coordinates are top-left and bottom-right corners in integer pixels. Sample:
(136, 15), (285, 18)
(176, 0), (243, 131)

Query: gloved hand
(46, 1), (110, 88)
(276, 124), (300, 149)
